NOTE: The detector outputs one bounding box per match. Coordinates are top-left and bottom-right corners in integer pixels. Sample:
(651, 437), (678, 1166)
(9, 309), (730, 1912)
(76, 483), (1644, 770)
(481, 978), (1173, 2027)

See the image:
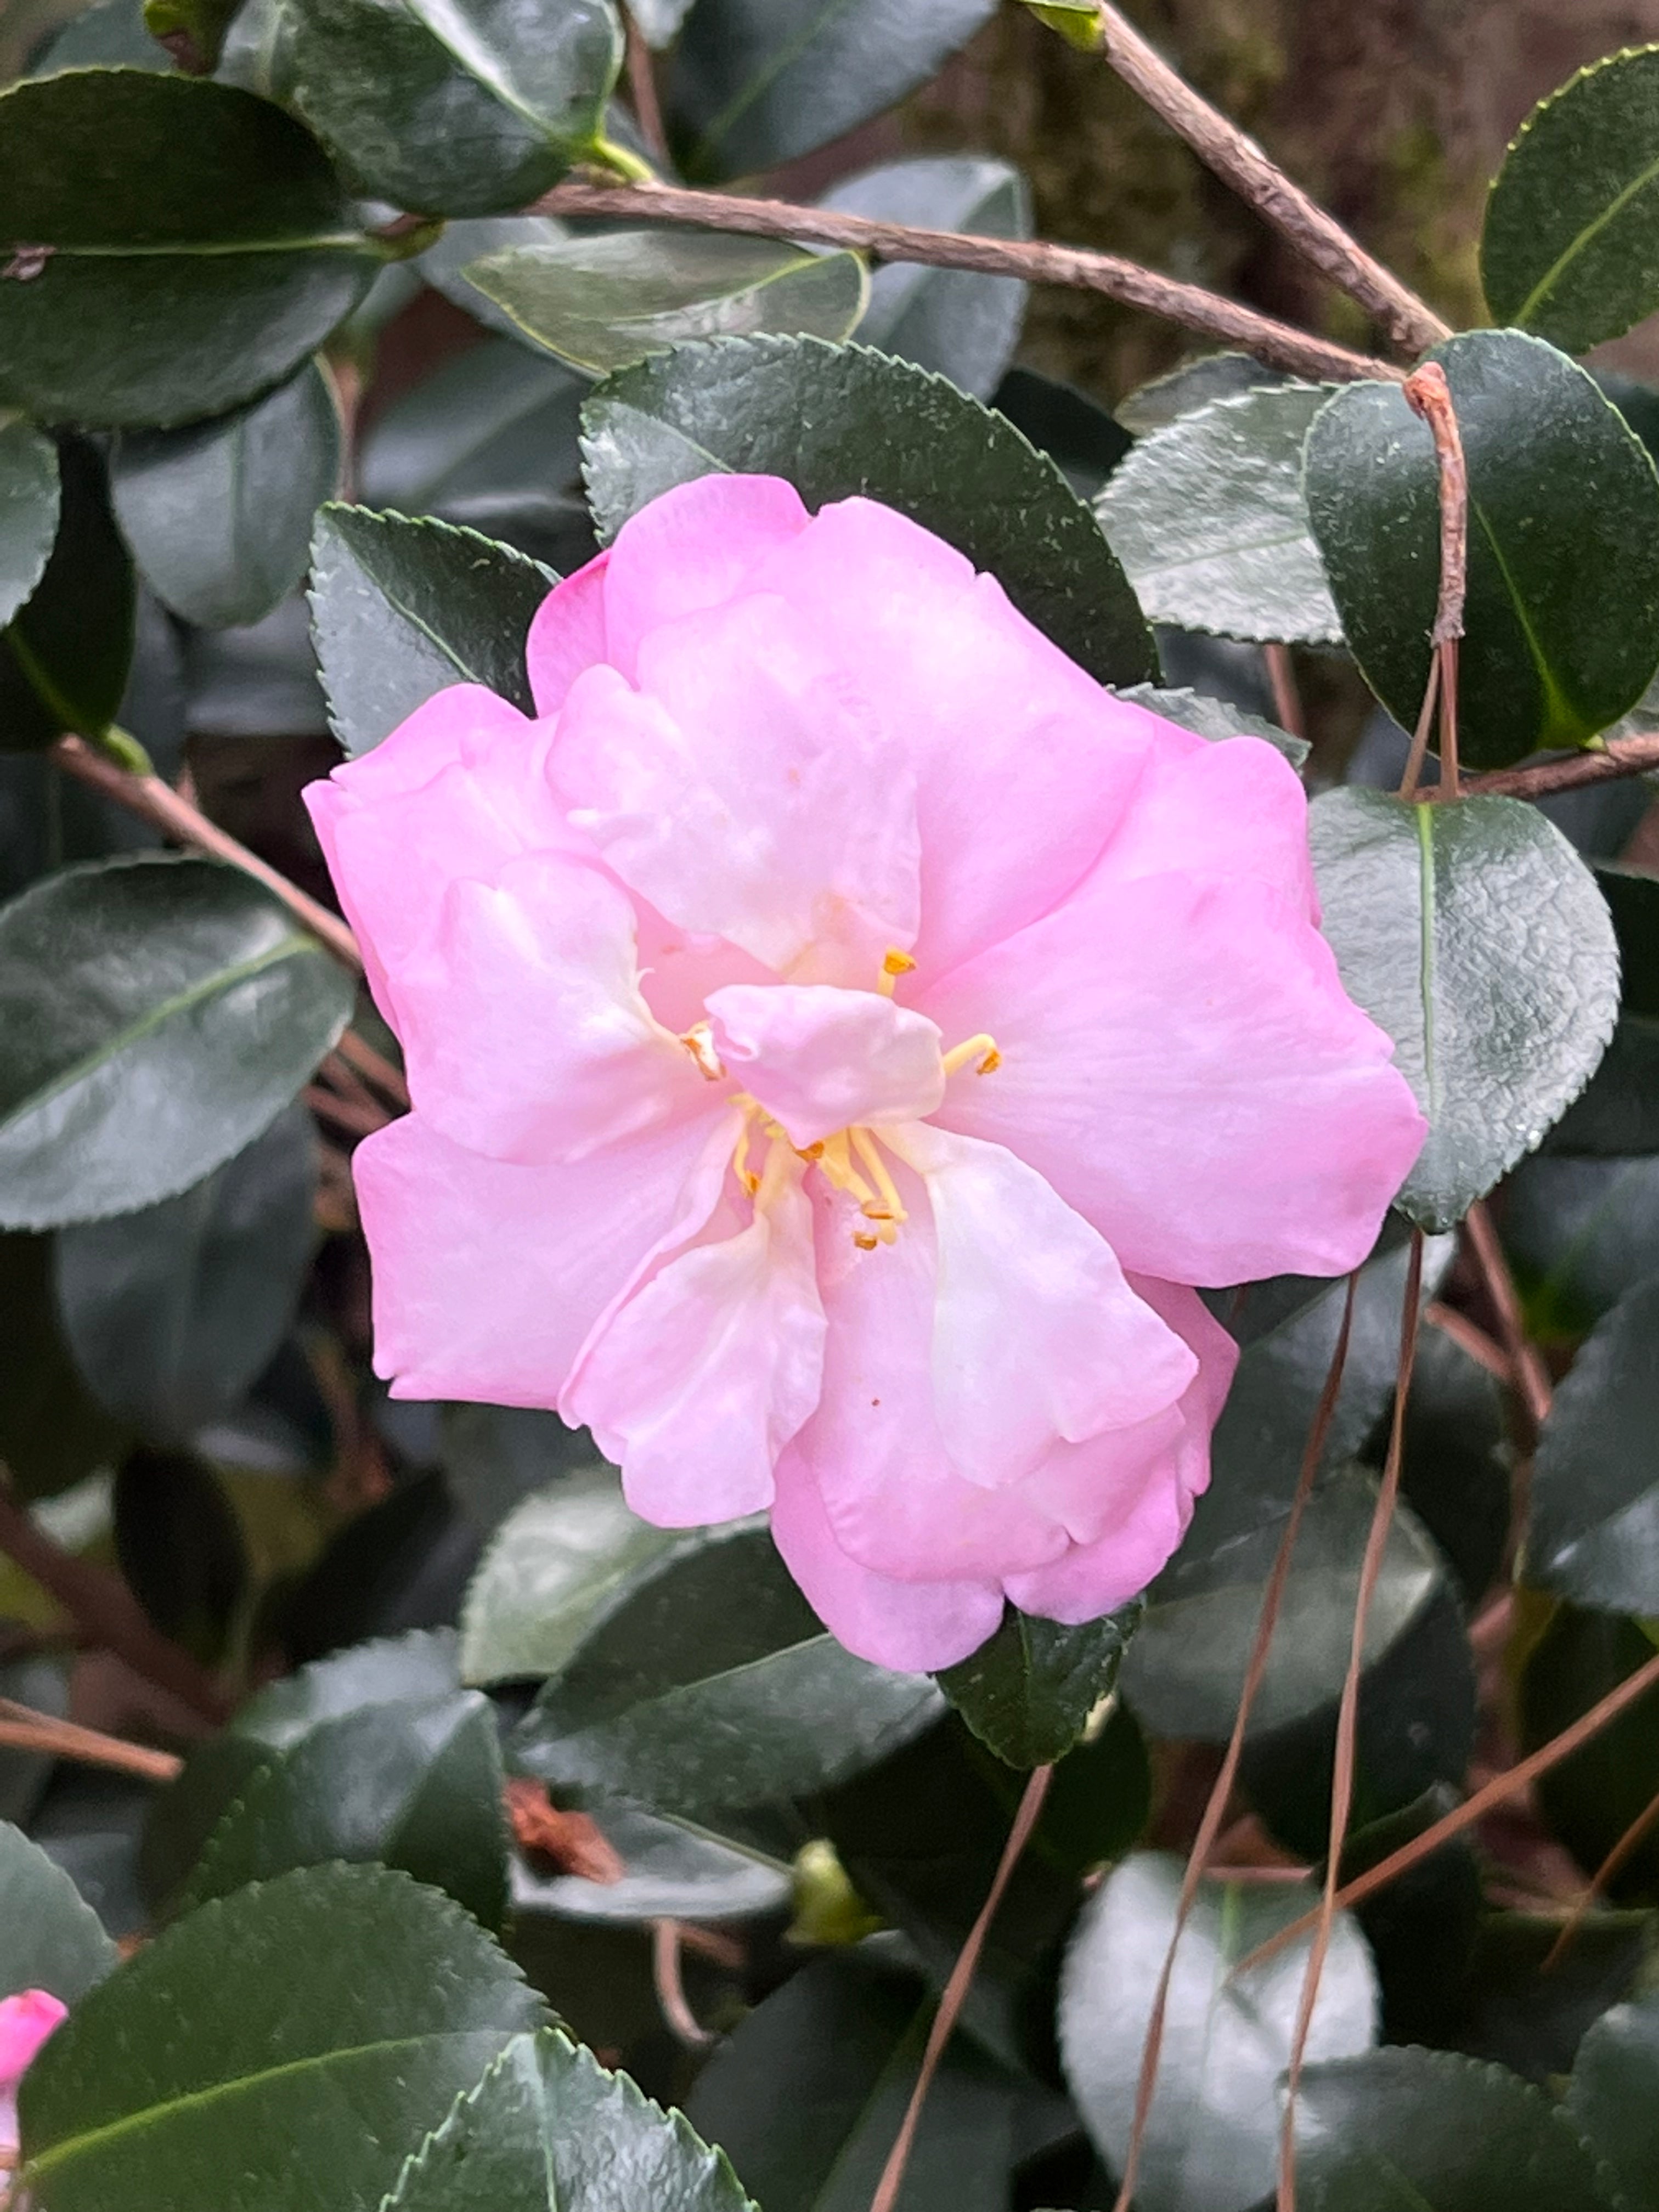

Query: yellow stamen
(732, 1116), (759, 1197)
(818, 1129), (878, 1209)
(850, 1127), (907, 1227)
(942, 1032), (1000, 1077)
(876, 947), (917, 998)
(680, 1020), (725, 1081)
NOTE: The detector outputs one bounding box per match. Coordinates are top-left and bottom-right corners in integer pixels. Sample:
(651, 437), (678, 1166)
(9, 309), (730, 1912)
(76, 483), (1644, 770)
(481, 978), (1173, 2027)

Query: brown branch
(1463, 1200), (1553, 1440)
(1544, 1781), (1659, 1971)
(52, 735), (362, 974)
(306, 1084), (391, 1139)
(1087, 2), (1449, 358)
(1279, 1236), (1423, 2211)
(0, 1696), (183, 1784)
(624, 15), (669, 166)
(1446, 733), (1659, 803)
(533, 179), (1401, 386)
(335, 1028), (410, 1112)
(1424, 1300), (1509, 1384)
(871, 1762), (1054, 2212)
(652, 1919), (716, 2050)
(1239, 1639), (1659, 1977)
(0, 1481), (228, 1724)
(1112, 1274), (1358, 2212)
(1263, 644), (1306, 743)
(1403, 362), (1468, 795)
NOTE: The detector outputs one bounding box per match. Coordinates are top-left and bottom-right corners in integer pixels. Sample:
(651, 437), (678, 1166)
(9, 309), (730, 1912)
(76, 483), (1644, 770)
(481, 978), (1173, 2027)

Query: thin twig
(1447, 733), (1659, 802)
(305, 1085), (387, 1140)
(336, 1028), (410, 1111)
(0, 1482), (228, 1724)
(1463, 1200), (1553, 1438)
(624, 15), (669, 166)
(652, 1920), (716, 2049)
(1544, 1782), (1659, 1971)
(52, 734), (362, 973)
(1112, 1276), (1358, 2212)
(534, 179), (1401, 385)
(1086, 3), (1448, 357)
(1396, 652), (1442, 802)
(1404, 362), (1468, 797)
(1263, 644), (1306, 742)
(0, 1697), (183, 1784)
(1424, 1300), (1509, 1384)
(1239, 1640), (1659, 1977)
(1278, 1235), (1423, 2211)
(870, 1763), (1054, 2212)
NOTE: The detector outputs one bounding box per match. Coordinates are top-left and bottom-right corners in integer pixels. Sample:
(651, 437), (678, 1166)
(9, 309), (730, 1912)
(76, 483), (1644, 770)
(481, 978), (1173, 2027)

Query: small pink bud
(0, 1989), (67, 2149)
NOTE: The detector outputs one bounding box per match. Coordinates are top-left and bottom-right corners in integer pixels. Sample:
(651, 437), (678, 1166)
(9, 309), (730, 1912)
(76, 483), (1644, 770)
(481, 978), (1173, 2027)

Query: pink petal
(0, 1990), (66, 2089)
(1087, 730), (1319, 921)
(390, 852), (702, 1164)
(889, 1123), (1198, 1486)
(747, 496), (1158, 977)
(550, 594), (921, 982)
(794, 1173), (1073, 1583)
(770, 1443), (1004, 1672)
(527, 553), (610, 716)
(355, 1104), (737, 1407)
(597, 473), (811, 681)
(565, 1150), (826, 1524)
(705, 984), (945, 1148)
(919, 871), (1426, 1284)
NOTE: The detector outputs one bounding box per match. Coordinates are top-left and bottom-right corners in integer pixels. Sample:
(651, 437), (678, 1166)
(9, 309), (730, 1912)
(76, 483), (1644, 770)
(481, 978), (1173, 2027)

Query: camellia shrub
(4, 2), (1659, 2209)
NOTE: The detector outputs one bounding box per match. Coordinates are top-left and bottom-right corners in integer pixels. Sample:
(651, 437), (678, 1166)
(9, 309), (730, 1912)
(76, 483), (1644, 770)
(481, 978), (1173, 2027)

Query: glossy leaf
(387, 2027), (756, 2212)
(581, 335), (1154, 685)
(669, 0), (997, 180)
(1096, 383), (1341, 644)
(0, 414), (59, 631)
(0, 70), (381, 428)
(183, 1690), (510, 1927)
(0, 1823), (118, 2004)
(113, 1449), (247, 1663)
(469, 233), (868, 375)
(0, 438), (133, 753)
(1308, 788), (1619, 1231)
(308, 504), (551, 755)
(1548, 861), (1659, 1156)
(30, 0), (169, 72)
(1295, 2047), (1621, 2210)
(54, 1104), (317, 1443)
(442, 1403), (603, 1538)
(510, 1802), (791, 1926)
(511, 1525), (941, 1819)
(1503, 1153), (1659, 1334)
(1528, 1277), (1659, 1614)
(1115, 352), (1288, 436)
(1115, 680), (1307, 764)
(17, 1864), (546, 2212)
(1568, 1986), (1659, 2207)
(0, 1232), (130, 1501)
(820, 157), (1030, 400)
(284, 0), (622, 217)
(110, 362), (341, 630)
(1305, 332), (1659, 766)
(1060, 1851), (1377, 2212)
(460, 1468), (677, 1685)
(992, 364), (1132, 498)
(0, 853), (353, 1229)
(1520, 1605), (1659, 1900)
(936, 1602), (1139, 1768)
(687, 1949), (1019, 2212)
(1482, 46), (1659, 354)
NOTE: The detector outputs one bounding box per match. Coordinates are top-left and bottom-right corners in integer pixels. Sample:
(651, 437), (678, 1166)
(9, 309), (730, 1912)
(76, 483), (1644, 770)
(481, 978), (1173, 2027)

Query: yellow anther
(732, 1117), (760, 1197)
(680, 1021), (726, 1081)
(942, 1032), (1000, 1077)
(850, 1127), (907, 1227)
(853, 1230), (881, 1251)
(876, 947), (918, 998)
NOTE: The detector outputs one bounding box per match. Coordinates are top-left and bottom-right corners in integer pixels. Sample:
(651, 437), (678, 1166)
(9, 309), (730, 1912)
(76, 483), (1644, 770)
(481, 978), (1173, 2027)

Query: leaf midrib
(31, 234), (369, 259)
(0, 932), (315, 1138)
(696, 0), (864, 161)
(1512, 143), (1659, 328)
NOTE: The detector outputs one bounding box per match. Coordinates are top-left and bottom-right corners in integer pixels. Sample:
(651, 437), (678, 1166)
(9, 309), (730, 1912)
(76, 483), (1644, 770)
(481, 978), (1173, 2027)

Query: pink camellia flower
(306, 476), (1425, 1671)
(1, 1989), (67, 2154)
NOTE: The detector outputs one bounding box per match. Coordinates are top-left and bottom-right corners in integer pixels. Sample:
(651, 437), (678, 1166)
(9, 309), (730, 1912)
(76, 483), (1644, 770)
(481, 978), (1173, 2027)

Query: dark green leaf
(992, 364), (1132, 499)
(442, 1403), (605, 1539)
(0, 1648), (67, 1827)
(284, 0), (621, 218)
(1295, 2047), (1621, 2210)
(1114, 352), (1288, 436)
(0, 438), (133, 752)
(581, 335), (1154, 686)
(1568, 1987), (1659, 2207)
(54, 1104), (317, 1442)
(1096, 383), (1340, 644)
(821, 157), (1030, 400)
(510, 1525), (941, 1820)
(686, 1949), (1019, 2212)
(1502, 1153), (1659, 1335)
(1114, 680), (1307, 764)
(0, 1232), (130, 1501)
(1547, 862), (1659, 1155)
(18, 1863), (546, 2211)
(0, 70), (381, 428)
(416, 213), (568, 340)
(308, 504), (551, 755)
(1528, 1276), (1659, 1613)
(0, 1822), (118, 2003)
(1059, 1851), (1377, 2212)
(1305, 331), (1659, 766)
(1392, 1321), (1510, 1606)
(1520, 1605), (1659, 1899)
(183, 1690), (509, 1927)
(143, 0), (239, 70)
(269, 1469), (481, 1665)
(387, 2027), (756, 2212)
(0, 853), (353, 1229)
(1481, 45), (1659, 354)
(1122, 1465), (1446, 1741)
(113, 1448), (247, 1662)
(0, 413), (59, 630)
(467, 232), (868, 375)
(110, 362), (341, 630)
(30, 0), (169, 72)
(1308, 788), (1620, 1231)
(669, 0), (996, 180)
(936, 1603), (1139, 1769)
(510, 1801), (791, 1925)
(459, 1467), (677, 1684)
